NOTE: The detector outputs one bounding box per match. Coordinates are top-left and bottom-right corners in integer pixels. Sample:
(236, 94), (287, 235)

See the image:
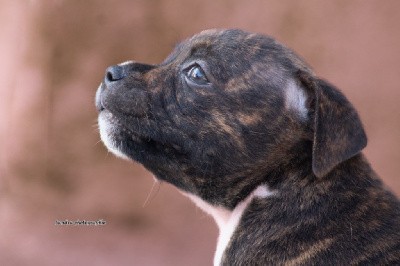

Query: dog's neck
(182, 185), (275, 266)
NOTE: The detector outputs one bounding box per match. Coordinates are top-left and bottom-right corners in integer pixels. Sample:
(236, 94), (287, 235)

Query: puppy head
(96, 29), (366, 208)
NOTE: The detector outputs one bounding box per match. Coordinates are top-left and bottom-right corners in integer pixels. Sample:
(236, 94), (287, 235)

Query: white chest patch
(182, 185), (275, 266)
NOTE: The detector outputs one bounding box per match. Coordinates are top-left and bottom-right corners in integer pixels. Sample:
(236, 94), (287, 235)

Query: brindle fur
(96, 29), (400, 265)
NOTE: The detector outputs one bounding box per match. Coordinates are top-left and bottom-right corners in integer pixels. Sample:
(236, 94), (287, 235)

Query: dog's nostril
(105, 65), (125, 82)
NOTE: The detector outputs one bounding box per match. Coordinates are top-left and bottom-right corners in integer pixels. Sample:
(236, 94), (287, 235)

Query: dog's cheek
(178, 86), (217, 113)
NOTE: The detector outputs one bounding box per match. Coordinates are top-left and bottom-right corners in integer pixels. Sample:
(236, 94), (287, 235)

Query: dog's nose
(105, 65), (126, 82)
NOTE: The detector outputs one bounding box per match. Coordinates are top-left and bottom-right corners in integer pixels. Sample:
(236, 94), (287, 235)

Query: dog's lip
(114, 117), (187, 155)
(99, 111), (150, 142)
(95, 83), (106, 112)
(97, 100), (105, 112)
(100, 110), (147, 145)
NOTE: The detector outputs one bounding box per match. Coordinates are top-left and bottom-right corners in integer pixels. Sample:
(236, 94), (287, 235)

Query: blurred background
(0, 1), (399, 265)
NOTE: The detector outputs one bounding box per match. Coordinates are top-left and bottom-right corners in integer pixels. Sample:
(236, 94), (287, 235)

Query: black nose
(105, 65), (125, 82)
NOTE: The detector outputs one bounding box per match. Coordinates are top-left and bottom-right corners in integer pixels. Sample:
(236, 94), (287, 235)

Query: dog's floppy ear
(298, 71), (367, 178)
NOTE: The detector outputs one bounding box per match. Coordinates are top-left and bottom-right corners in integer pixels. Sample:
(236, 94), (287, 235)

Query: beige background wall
(0, 1), (399, 265)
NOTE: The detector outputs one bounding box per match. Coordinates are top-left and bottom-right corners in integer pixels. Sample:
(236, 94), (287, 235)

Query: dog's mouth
(96, 80), (188, 162)
(97, 99), (105, 112)
(95, 83), (106, 112)
(98, 109), (188, 164)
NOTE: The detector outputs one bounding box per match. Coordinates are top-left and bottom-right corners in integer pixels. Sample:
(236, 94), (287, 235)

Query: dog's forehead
(186, 29), (265, 56)
(189, 29), (245, 44)
(164, 30), (259, 63)
(164, 29), (312, 76)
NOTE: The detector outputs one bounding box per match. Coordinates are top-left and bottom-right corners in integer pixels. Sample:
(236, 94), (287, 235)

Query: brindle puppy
(96, 29), (400, 265)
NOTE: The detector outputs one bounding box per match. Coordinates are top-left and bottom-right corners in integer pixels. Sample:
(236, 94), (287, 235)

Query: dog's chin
(98, 111), (131, 160)
(98, 110), (188, 168)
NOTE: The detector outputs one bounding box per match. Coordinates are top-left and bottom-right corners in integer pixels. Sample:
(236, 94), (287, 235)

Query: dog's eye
(185, 65), (209, 85)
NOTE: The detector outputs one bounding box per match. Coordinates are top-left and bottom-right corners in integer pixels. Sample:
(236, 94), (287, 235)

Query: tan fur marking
(214, 114), (235, 135)
(225, 62), (282, 93)
(237, 113), (262, 126)
(284, 238), (334, 266)
(212, 113), (244, 148)
(226, 74), (252, 92)
(198, 29), (221, 36)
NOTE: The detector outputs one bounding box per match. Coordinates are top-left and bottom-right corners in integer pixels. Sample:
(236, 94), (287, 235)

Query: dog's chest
(182, 185), (274, 266)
